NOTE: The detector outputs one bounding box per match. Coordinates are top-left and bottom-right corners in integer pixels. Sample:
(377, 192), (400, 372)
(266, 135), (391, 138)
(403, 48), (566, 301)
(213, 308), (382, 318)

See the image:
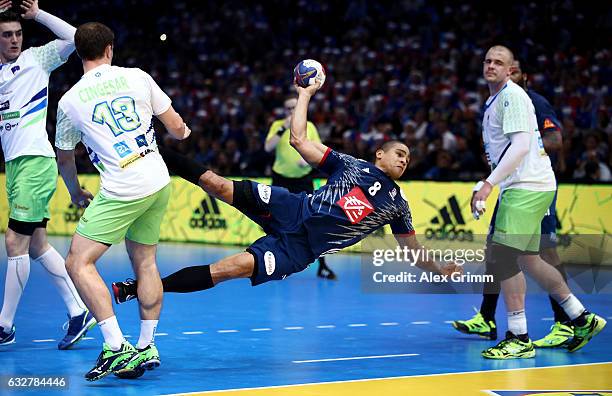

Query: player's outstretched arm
(21, 0), (76, 59)
(157, 106), (191, 140)
(290, 83), (329, 167)
(394, 233), (463, 276)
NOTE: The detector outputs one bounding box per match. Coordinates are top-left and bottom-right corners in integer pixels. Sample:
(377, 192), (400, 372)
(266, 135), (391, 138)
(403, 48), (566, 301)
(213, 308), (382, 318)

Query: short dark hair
(0, 10), (20, 25)
(75, 22), (114, 61)
(376, 140), (405, 153)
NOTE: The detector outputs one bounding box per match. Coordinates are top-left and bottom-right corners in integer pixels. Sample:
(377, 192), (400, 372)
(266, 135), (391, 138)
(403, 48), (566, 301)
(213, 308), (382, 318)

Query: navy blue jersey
(302, 148), (414, 257)
(527, 90), (562, 134)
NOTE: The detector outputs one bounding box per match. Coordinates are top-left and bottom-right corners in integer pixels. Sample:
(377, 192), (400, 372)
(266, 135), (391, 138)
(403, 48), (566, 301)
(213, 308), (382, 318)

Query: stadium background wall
(0, 175), (609, 263)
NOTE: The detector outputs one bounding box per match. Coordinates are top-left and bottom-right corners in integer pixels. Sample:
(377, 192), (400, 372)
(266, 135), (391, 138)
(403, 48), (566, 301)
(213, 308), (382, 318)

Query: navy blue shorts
(489, 190), (557, 251)
(239, 181), (317, 286)
(539, 190), (558, 249)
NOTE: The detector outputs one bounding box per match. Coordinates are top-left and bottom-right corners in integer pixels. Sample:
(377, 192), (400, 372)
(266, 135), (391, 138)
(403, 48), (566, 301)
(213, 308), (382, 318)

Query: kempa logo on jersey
(119, 148), (155, 168)
(425, 195), (473, 241)
(190, 196), (226, 229)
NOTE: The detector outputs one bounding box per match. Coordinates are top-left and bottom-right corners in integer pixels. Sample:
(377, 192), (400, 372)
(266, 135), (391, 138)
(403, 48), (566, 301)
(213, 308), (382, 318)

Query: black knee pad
(7, 218), (48, 236)
(487, 243), (523, 282)
(233, 180), (267, 215)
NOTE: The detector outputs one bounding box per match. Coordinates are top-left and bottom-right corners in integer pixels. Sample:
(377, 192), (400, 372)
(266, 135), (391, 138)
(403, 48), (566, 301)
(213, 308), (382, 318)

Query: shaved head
(486, 45), (515, 65)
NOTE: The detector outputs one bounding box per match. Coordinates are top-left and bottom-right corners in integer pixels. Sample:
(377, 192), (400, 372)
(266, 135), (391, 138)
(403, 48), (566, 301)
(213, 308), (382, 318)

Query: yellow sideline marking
(163, 362), (612, 396)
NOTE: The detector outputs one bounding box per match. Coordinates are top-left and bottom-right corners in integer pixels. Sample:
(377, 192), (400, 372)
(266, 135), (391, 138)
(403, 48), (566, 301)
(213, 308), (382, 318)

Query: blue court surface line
(0, 236), (610, 395)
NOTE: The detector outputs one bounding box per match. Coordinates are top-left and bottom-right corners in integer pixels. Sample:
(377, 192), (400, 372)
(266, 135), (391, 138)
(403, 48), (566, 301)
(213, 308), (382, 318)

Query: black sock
(161, 265), (215, 293)
(480, 257), (501, 323)
(572, 310), (590, 327)
(516, 333), (530, 343)
(480, 293), (499, 323)
(158, 146), (207, 186)
(549, 295), (571, 323)
(549, 264), (571, 323)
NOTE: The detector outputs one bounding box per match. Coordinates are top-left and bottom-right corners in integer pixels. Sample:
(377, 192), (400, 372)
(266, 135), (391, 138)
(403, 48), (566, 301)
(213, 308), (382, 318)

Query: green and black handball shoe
(482, 331), (535, 359)
(114, 343), (160, 379)
(85, 341), (139, 381)
(567, 313), (607, 353)
(533, 322), (574, 348)
(452, 309), (497, 340)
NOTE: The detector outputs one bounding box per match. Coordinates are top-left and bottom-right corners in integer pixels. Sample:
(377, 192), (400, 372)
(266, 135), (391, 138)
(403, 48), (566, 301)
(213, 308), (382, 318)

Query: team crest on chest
(336, 186), (374, 224)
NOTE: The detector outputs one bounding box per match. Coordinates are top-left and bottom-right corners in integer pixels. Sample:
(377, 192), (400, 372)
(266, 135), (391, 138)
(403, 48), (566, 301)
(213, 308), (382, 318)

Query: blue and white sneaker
(0, 325), (16, 346)
(58, 310), (97, 350)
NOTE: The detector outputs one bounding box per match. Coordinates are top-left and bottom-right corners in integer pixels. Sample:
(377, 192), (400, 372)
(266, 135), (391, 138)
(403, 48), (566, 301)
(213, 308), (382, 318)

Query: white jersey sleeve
(55, 105), (81, 150)
(30, 41), (67, 74)
(142, 70), (172, 115)
(499, 89), (532, 135)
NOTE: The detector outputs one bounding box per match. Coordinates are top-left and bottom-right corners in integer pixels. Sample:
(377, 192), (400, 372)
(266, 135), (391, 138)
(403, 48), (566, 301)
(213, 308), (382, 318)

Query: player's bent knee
(233, 180), (266, 214)
(487, 243), (523, 282)
(64, 255), (79, 275)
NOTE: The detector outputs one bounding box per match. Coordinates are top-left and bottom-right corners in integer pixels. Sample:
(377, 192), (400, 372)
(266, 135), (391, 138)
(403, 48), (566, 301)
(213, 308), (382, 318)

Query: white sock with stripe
(35, 246), (86, 318)
(559, 294), (585, 320)
(507, 309), (527, 336)
(0, 255), (30, 330)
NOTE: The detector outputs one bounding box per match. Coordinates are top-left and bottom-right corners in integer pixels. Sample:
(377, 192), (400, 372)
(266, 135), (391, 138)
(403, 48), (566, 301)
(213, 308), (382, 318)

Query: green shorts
(491, 188), (555, 253)
(76, 183), (172, 245)
(5, 156), (57, 222)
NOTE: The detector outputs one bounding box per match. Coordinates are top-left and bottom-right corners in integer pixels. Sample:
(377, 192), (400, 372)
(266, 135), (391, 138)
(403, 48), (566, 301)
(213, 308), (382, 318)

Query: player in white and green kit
(0, 0), (95, 350)
(472, 45), (606, 359)
(55, 22), (191, 381)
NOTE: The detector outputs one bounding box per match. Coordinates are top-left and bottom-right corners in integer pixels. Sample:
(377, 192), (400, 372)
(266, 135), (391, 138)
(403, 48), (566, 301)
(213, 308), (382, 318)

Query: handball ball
(293, 59), (326, 88)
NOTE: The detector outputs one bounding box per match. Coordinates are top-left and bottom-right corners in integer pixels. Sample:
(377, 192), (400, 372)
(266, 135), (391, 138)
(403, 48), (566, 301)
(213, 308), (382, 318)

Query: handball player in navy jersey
(112, 81), (461, 301)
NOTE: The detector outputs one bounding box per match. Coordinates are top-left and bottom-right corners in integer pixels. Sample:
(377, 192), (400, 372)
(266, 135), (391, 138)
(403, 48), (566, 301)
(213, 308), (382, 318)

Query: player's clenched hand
(294, 81), (321, 97)
(440, 262), (463, 277)
(20, 0), (39, 19)
(71, 189), (94, 209)
(471, 180), (492, 219)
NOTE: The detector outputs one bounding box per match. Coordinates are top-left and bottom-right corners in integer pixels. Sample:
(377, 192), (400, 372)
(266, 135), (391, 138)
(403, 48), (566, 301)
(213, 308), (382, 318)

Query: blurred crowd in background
(4, 0), (611, 182)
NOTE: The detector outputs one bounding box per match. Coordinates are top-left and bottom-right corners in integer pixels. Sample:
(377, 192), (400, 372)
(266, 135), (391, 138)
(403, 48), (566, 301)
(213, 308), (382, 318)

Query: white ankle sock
(559, 294), (585, 320)
(35, 247), (86, 317)
(136, 320), (158, 349)
(98, 315), (124, 351)
(0, 255), (30, 329)
(507, 309), (527, 336)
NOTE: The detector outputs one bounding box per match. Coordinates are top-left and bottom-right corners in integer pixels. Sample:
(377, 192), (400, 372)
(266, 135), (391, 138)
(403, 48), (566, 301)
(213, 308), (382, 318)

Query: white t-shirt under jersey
(56, 64), (171, 200)
(0, 41), (67, 161)
(482, 80), (556, 192)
